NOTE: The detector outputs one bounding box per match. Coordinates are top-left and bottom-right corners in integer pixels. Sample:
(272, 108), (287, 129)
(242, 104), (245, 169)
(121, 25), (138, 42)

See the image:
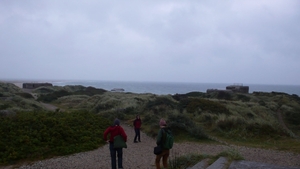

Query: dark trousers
(134, 128), (141, 141)
(109, 143), (123, 169)
(155, 149), (170, 169)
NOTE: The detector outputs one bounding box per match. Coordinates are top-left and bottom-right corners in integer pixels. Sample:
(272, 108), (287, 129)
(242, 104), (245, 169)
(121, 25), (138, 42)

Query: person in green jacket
(155, 118), (171, 169)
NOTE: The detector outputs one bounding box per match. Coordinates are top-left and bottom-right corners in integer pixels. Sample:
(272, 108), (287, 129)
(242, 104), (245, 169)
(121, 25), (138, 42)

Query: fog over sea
(52, 80), (300, 96)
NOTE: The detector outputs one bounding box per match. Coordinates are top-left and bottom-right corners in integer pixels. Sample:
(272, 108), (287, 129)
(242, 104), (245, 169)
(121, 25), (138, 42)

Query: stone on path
(206, 157), (228, 169)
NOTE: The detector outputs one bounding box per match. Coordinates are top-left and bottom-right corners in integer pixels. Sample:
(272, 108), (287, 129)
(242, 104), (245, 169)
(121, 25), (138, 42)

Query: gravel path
(2, 124), (300, 169)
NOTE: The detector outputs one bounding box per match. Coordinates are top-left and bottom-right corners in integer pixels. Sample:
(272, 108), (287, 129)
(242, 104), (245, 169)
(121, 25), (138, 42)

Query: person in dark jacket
(104, 118), (127, 169)
(155, 118), (171, 169)
(133, 115), (142, 143)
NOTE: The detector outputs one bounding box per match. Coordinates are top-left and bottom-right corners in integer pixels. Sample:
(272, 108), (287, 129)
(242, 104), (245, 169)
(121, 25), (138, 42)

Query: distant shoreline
(1, 80), (300, 96)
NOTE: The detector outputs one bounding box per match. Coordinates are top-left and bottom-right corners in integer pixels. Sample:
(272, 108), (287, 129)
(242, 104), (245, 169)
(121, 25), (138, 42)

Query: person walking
(104, 118), (127, 169)
(133, 115), (142, 143)
(155, 118), (172, 169)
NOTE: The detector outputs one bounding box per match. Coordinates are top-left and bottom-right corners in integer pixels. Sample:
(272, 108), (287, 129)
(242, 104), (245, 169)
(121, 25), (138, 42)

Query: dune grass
(1, 82), (300, 165)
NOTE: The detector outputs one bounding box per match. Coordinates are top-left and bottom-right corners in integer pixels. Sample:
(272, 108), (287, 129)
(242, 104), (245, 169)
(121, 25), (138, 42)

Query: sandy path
(1, 124), (300, 169)
(12, 124), (160, 169)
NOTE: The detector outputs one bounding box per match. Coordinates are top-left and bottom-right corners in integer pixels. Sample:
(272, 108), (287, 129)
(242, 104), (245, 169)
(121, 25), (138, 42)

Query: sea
(51, 80), (300, 96)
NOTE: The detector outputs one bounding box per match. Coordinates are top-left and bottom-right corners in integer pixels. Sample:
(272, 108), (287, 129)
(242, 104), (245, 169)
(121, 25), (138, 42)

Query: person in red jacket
(104, 118), (127, 169)
(133, 115), (142, 143)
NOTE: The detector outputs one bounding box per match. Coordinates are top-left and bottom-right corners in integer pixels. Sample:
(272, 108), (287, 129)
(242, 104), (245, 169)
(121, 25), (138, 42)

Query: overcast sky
(1, 0), (299, 85)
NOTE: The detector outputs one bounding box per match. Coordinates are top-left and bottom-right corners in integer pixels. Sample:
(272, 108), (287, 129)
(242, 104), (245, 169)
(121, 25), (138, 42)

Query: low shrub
(140, 113), (161, 137)
(0, 83), (22, 93)
(0, 104), (10, 110)
(172, 94), (187, 101)
(245, 123), (281, 136)
(236, 94), (250, 102)
(99, 109), (126, 122)
(217, 91), (232, 100)
(180, 98), (230, 115)
(123, 106), (138, 115)
(258, 100), (266, 106)
(185, 92), (206, 97)
(93, 100), (119, 113)
(16, 93), (34, 99)
(284, 110), (300, 126)
(62, 85), (86, 92)
(168, 114), (194, 130)
(216, 116), (246, 130)
(37, 86), (105, 103)
(33, 87), (56, 94)
(143, 113), (160, 125)
(37, 90), (71, 102)
(0, 111), (110, 164)
(73, 86), (106, 96)
(1, 95), (44, 112)
(199, 113), (218, 126)
(168, 114), (208, 139)
(145, 97), (177, 110)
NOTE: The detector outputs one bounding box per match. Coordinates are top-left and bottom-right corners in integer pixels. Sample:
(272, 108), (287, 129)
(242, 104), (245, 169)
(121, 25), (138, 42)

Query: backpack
(162, 128), (174, 149)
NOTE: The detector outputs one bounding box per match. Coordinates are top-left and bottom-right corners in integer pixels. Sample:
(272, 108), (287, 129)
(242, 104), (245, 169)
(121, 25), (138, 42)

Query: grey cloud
(0, 0), (299, 84)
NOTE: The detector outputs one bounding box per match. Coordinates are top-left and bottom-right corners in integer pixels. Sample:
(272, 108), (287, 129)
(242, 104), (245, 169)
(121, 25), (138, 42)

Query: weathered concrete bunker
(22, 83), (53, 89)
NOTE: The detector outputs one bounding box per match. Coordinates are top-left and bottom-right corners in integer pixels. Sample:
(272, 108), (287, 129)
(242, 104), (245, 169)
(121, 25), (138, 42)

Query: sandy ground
(12, 83), (23, 88)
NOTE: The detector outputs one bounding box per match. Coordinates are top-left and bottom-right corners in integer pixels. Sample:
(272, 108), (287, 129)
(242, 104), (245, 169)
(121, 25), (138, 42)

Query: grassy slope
(0, 83), (112, 165)
(38, 84), (299, 153)
(1, 82), (300, 165)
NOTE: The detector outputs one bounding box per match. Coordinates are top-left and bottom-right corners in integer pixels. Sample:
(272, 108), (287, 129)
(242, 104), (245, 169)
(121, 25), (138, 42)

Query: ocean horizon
(49, 80), (300, 96)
